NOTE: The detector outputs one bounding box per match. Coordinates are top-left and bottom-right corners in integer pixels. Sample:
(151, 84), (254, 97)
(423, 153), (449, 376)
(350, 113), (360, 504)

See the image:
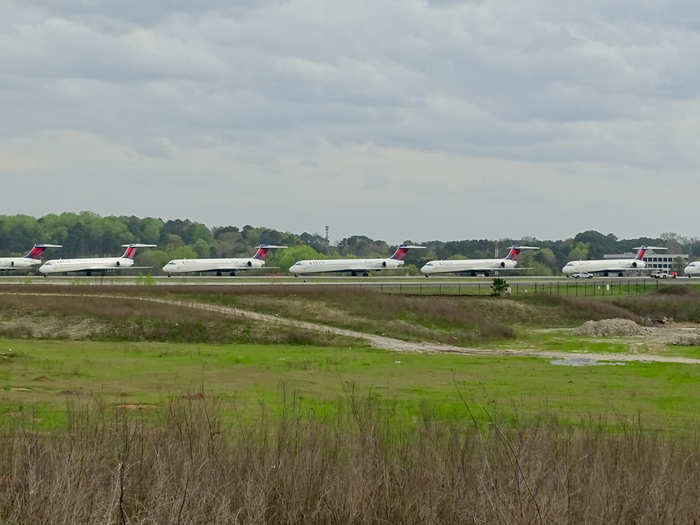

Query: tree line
(1, 212), (698, 274)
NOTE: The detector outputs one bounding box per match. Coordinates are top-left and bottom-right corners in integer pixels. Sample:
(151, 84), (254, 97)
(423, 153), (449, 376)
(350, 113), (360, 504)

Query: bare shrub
(0, 397), (698, 524)
(0, 293), (357, 346)
(613, 294), (700, 323)
(518, 296), (643, 323)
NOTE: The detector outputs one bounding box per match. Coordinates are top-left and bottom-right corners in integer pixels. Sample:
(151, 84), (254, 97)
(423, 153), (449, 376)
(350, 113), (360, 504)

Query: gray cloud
(1, 0), (699, 240)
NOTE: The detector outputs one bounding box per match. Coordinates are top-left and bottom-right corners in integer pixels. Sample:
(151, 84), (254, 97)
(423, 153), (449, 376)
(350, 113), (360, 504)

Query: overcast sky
(1, 0), (699, 243)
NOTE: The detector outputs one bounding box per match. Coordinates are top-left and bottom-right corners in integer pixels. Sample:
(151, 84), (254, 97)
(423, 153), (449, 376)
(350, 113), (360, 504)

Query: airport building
(603, 251), (689, 272)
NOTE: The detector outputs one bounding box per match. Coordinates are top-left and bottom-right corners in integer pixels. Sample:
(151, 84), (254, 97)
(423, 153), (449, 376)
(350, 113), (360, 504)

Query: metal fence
(371, 279), (660, 297)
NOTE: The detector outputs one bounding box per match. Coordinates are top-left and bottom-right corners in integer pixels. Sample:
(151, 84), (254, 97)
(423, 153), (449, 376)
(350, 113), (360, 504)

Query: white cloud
(1, 0), (699, 240)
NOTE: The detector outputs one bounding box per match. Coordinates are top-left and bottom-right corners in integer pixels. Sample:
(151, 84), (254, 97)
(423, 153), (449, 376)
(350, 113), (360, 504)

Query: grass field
(2, 337), (699, 433)
(1, 286), (700, 522)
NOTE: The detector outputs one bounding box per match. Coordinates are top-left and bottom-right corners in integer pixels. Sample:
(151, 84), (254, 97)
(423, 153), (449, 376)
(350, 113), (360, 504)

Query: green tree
(567, 242), (589, 262)
(491, 278), (509, 297)
(273, 245), (323, 273)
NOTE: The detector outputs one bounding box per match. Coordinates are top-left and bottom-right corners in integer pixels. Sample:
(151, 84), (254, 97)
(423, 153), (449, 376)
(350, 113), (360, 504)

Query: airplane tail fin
(633, 246), (666, 261)
(24, 244), (62, 260)
(121, 244), (157, 259)
(252, 245), (287, 260)
(390, 245), (426, 261)
(505, 246), (539, 261)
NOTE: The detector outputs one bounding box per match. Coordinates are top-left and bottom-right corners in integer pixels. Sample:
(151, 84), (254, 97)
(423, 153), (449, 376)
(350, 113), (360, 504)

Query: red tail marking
(637, 249), (647, 261)
(506, 248), (521, 261)
(254, 248), (269, 260)
(27, 246), (46, 260)
(391, 248), (409, 261)
(124, 247), (137, 259)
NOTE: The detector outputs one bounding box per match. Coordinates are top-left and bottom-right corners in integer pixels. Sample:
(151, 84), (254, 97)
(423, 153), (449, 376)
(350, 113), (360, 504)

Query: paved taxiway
(0, 275), (693, 288)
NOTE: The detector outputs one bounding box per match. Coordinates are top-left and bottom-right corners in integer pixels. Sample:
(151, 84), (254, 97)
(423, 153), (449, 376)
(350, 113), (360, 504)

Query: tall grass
(0, 294), (359, 346)
(0, 395), (698, 524)
(612, 286), (700, 322)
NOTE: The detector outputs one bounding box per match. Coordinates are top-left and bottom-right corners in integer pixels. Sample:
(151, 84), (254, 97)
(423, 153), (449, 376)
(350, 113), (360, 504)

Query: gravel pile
(573, 318), (648, 337)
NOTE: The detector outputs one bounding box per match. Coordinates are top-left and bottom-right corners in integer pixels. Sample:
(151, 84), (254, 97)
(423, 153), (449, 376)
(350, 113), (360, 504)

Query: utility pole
(324, 225), (329, 243)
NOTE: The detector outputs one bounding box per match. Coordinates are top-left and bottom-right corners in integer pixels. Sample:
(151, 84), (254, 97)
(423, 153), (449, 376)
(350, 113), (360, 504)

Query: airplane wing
(229, 266), (280, 271)
(61, 266), (154, 272)
(444, 266), (534, 272)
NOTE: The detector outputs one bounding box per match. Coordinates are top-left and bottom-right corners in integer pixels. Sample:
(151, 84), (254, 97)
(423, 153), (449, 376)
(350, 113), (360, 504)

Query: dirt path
(3, 292), (700, 365)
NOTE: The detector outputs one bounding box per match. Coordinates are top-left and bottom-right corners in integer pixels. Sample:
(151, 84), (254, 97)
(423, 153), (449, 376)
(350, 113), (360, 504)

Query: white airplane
(0, 244), (62, 272)
(562, 246), (666, 277)
(39, 244), (156, 276)
(684, 261), (699, 278)
(289, 245), (425, 276)
(420, 246), (539, 277)
(162, 245), (287, 276)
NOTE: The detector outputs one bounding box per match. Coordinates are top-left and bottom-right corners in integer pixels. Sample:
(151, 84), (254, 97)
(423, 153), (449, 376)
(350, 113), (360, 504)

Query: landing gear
(363, 272), (369, 277)
(351, 271), (357, 277)
(618, 272), (624, 277)
(216, 271), (222, 276)
(86, 271), (92, 276)
(230, 271), (236, 276)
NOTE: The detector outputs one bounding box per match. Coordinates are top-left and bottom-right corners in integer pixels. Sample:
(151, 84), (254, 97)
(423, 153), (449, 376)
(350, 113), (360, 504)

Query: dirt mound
(573, 318), (648, 337)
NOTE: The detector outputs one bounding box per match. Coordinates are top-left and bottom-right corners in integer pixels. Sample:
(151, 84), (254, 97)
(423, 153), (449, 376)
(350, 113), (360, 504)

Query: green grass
(488, 330), (632, 354)
(485, 329), (700, 360)
(665, 344), (700, 358)
(1, 337), (699, 432)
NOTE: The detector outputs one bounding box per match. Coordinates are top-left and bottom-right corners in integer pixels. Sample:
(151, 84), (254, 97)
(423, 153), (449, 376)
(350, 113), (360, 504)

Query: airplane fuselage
(163, 258), (266, 274)
(562, 259), (645, 275)
(290, 258), (404, 275)
(0, 257), (41, 270)
(684, 262), (699, 277)
(421, 258), (518, 275)
(39, 257), (135, 274)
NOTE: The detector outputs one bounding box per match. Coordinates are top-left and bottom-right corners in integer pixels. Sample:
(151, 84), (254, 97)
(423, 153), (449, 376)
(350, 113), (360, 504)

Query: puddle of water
(550, 358), (625, 367)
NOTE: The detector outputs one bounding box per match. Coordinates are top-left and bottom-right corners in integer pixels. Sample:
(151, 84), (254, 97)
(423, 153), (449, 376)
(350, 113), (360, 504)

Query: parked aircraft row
(1, 242), (698, 277)
(162, 245), (286, 276)
(562, 246), (667, 277)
